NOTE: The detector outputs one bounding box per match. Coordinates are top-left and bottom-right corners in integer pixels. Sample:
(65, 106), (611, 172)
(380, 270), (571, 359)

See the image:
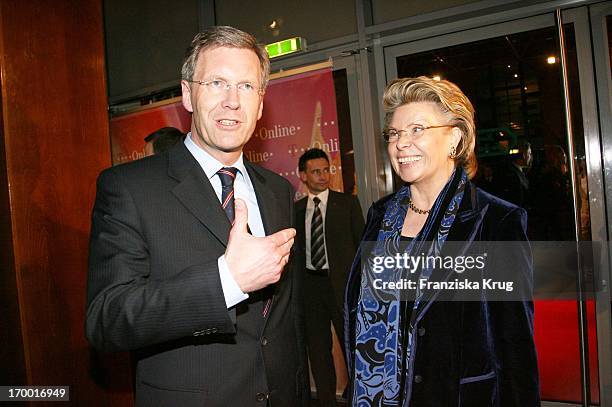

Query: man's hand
(225, 199), (295, 293)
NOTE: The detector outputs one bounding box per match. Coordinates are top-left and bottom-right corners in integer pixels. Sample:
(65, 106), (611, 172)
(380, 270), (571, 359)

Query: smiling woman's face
(387, 101), (460, 187)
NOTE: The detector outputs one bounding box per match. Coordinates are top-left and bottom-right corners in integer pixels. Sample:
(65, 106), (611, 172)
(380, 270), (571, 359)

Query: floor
(309, 395), (349, 406)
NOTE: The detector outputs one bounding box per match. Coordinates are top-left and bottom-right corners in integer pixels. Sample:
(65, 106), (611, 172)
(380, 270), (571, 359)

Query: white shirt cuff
(218, 255), (249, 309)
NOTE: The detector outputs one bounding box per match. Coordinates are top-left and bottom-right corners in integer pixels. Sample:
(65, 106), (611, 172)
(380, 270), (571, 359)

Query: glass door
(588, 3), (612, 407)
(382, 6), (610, 405)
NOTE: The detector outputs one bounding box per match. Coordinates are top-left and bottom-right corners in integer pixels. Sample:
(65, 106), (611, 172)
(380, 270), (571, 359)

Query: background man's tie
(310, 196), (327, 270)
(217, 167), (239, 223)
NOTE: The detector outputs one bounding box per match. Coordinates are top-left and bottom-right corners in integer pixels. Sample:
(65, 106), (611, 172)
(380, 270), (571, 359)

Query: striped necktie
(217, 167), (238, 223)
(310, 196), (327, 269)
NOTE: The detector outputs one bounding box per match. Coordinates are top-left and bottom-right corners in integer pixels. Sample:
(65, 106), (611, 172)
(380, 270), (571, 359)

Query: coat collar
(368, 182), (485, 241)
(359, 182), (490, 318)
(413, 181), (489, 319)
(446, 181), (487, 241)
(244, 161), (283, 235)
(295, 189), (337, 221)
(168, 142), (231, 246)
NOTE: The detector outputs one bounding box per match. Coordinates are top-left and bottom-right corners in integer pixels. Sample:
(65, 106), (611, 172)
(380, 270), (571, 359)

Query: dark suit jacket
(86, 142), (308, 407)
(492, 159), (530, 208)
(295, 190), (364, 311)
(345, 181), (540, 406)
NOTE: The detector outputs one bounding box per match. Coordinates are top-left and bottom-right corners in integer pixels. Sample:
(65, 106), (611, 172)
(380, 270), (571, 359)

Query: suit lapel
(295, 197), (307, 251)
(324, 191), (338, 242)
(295, 197), (306, 226)
(245, 161), (282, 235)
(168, 143), (231, 247)
(413, 183), (487, 320)
(244, 161), (286, 327)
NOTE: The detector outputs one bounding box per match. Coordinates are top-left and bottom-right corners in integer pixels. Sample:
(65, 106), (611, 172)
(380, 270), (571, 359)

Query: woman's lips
(398, 155), (422, 164)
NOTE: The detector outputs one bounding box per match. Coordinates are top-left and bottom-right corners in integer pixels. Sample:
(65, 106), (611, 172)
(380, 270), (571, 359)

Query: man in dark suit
(492, 140), (532, 208)
(144, 126), (184, 156)
(295, 148), (364, 406)
(86, 26), (308, 407)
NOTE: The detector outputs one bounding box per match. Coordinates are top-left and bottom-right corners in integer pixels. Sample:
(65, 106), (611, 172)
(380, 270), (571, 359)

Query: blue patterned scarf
(353, 168), (467, 406)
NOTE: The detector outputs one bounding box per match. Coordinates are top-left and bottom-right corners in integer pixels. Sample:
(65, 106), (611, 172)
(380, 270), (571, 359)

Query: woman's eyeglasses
(382, 124), (454, 143)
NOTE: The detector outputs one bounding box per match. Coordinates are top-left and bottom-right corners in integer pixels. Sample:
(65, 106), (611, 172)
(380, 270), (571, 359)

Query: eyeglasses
(382, 124), (454, 143)
(187, 78), (263, 98)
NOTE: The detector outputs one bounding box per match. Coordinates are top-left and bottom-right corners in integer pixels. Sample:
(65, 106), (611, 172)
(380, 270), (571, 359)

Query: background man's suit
(86, 142), (308, 407)
(295, 190), (364, 405)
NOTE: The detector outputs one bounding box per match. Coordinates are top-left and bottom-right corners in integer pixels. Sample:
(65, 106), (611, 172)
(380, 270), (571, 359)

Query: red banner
(246, 67), (342, 200)
(109, 98), (190, 165)
(109, 67), (341, 202)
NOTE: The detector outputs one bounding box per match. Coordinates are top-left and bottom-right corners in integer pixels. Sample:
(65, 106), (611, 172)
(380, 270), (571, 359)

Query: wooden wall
(0, 1), (133, 405)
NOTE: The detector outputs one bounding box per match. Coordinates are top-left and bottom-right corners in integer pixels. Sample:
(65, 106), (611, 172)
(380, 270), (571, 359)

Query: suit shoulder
(473, 185), (527, 229)
(472, 185), (529, 239)
(101, 153), (165, 175)
(329, 190), (350, 198)
(358, 192), (396, 225)
(329, 190), (360, 204)
(249, 162), (292, 186)
(371, 192), (396, 211)
(475, 186), (524, 215)
(97, 153), (168, 188)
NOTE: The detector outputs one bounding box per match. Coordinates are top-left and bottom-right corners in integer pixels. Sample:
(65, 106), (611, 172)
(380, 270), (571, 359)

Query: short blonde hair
(382, 76), (477, 179)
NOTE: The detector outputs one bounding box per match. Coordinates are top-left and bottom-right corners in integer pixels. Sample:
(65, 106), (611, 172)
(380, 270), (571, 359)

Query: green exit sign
(265, 37), (306, 59)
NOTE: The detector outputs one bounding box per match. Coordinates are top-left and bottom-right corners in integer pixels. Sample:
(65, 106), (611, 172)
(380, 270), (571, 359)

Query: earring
(449, 145), (457, 159)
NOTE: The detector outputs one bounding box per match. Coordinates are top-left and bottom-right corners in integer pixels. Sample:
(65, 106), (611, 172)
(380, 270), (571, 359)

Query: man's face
(524, 145), (533, 168)
(181, 46), (264, 165)
(299, 157), (330, 194)
(144, 141), (155, 157)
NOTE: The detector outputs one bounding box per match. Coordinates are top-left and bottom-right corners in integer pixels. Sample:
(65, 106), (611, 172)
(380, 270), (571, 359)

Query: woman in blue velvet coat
(344, 77), (540, 406)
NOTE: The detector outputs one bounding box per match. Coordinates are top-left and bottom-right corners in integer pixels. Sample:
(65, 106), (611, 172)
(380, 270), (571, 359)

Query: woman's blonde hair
(383, 76), (477, 179)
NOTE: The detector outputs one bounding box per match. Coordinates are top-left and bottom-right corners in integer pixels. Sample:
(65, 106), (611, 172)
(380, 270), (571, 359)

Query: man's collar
(512, 161), (526, 173)
(308, 188), (329, 204)
(184, 132), (246, 179)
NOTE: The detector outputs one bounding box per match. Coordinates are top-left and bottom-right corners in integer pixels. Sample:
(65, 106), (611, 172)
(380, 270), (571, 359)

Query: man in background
(143, 126), (184, 156)
(493, 140), (532, 207)
(295, 148), (364, 406)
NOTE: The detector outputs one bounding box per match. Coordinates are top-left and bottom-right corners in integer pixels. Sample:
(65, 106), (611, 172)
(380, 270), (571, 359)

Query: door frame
(587, 2), (612, 405)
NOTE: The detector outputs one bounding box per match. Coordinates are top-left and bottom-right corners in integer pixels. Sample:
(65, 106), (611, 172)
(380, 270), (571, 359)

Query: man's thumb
(232, 198), (249, 232)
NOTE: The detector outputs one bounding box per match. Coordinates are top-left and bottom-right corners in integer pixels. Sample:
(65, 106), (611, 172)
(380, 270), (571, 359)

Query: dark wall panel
(215, 0), (357, 46)
(0, 51), (26, 387)
(371, 0), (481, 25)
(0, 0), (132, 405)
(105, 0), (200, 102)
